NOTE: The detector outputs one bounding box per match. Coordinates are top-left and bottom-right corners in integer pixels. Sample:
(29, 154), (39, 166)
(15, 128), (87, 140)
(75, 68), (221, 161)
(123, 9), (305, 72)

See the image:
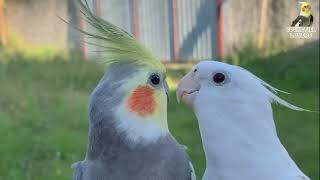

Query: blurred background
(0, 0), (319, 179)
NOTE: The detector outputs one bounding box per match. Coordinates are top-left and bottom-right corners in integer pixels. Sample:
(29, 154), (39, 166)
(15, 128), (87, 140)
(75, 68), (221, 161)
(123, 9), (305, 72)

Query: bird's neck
(85, 116), (168, 161)
(85, 120), (129, 160)
(194, 100), (293, 179)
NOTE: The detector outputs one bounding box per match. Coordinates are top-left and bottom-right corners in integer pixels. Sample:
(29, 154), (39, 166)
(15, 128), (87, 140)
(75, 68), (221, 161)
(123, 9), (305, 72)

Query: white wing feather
(189, 161), (196, 180)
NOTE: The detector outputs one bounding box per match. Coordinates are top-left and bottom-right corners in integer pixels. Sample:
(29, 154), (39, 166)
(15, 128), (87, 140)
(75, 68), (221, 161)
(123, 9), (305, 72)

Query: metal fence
(84, 0), (218, 61)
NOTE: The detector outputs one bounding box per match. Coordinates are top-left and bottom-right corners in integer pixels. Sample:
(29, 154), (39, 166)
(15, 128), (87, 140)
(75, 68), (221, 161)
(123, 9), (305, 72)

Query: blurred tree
(270, 0), (286, 30)
(258, 0), (268, 49)
(0, 0), (7, 46)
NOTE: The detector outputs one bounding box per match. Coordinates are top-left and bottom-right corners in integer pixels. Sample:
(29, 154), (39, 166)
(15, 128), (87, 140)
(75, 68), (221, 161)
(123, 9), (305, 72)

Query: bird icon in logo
(291, 2), (313, 27)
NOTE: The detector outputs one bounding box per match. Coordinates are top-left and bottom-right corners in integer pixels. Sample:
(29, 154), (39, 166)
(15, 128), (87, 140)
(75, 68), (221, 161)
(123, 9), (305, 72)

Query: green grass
(0, 42), (318, 180)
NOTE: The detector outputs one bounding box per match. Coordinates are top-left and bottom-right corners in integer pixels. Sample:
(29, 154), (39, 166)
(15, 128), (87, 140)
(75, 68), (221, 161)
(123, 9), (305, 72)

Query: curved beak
(176, 72), (201, 106)
(164, 80), (170, 102)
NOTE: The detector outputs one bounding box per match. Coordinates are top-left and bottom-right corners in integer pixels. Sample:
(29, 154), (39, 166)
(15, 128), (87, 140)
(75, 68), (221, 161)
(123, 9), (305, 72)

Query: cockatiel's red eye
(127, 85), (156, 117)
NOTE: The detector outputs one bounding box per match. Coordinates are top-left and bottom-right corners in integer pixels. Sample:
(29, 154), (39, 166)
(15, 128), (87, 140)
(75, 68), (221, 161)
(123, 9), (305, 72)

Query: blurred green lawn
(0, 42), (318, 180)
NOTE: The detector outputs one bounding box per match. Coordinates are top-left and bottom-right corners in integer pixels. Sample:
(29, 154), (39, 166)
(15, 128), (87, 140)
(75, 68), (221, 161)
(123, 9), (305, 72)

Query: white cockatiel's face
(177, 61), (268, 108)
(177, 60), (307, 111)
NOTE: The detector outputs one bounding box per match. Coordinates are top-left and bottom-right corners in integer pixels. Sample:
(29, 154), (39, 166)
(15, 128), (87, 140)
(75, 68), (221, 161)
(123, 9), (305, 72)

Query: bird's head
(89, 63), (168, 145)
(177, 61), (308, 113)
(78, 0), (169, 144)
(299, 2), (312, 17)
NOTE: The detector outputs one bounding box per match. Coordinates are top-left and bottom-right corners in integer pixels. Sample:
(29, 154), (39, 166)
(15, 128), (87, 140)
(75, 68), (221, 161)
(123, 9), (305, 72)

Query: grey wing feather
(310, 15), (313, 25)
(291, 16), (302, 26)
(180, 144), (196, 180)
(71, 161), (84, 180)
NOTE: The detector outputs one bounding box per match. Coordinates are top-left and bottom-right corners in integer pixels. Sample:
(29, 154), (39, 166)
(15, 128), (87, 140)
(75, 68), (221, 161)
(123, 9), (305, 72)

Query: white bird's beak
(176, 72), (201, 107)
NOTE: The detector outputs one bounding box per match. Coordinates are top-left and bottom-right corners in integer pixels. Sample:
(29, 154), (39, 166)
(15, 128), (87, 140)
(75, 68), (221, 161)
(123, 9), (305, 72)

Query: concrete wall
(5, 0), (68, 48)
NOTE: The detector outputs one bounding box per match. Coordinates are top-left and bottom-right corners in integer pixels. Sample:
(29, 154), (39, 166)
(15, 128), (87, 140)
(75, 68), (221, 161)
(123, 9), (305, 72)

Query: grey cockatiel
(176, 60), (311, 180)
(291, 2), (313, 27)
(72, 1), (195, 180)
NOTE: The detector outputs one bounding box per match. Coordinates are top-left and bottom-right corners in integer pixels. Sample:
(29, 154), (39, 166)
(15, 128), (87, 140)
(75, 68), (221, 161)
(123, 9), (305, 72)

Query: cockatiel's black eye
(213, 73), (225, 84)
(150, 74), (161, 85)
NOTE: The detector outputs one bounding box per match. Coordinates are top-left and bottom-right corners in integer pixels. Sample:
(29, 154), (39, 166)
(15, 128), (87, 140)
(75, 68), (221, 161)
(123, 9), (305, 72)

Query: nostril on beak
(176, 72), (201, 104)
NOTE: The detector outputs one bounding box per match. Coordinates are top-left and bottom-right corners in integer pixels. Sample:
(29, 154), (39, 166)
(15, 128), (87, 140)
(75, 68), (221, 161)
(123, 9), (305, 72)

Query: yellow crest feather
(299, 2), (311, 6)
(77, 0), (165, 72)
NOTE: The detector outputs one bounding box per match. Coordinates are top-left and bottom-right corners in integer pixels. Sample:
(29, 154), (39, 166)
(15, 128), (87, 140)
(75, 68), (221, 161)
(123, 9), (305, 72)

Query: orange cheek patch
(127, 85), (156, 117)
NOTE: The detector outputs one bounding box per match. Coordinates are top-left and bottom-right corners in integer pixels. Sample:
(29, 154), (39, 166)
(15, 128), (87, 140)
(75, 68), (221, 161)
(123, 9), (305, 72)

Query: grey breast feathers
(72, 136), (194, 180)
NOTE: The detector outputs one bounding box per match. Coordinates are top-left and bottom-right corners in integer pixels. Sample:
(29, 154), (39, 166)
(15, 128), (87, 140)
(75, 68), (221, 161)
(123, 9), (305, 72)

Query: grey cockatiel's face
(88, 63), (170, 145)
(75, 0), (170, 146)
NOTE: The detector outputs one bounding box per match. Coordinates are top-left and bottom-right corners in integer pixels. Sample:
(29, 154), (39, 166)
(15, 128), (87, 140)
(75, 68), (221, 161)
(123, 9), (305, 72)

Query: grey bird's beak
(164, 80), (170, 102)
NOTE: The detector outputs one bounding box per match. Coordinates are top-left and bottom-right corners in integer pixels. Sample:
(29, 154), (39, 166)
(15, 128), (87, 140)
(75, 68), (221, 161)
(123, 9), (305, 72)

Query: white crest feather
(247, 69), (312, 112)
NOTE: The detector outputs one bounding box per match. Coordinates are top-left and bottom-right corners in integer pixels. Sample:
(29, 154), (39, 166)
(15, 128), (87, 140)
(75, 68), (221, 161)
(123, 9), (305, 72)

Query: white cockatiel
(176, 60), (311, 180)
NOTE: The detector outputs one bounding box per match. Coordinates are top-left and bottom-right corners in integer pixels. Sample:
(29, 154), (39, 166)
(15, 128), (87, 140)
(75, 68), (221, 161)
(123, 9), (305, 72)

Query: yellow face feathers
(299, 2), (312, 17)
(118, 70), (169, 131)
